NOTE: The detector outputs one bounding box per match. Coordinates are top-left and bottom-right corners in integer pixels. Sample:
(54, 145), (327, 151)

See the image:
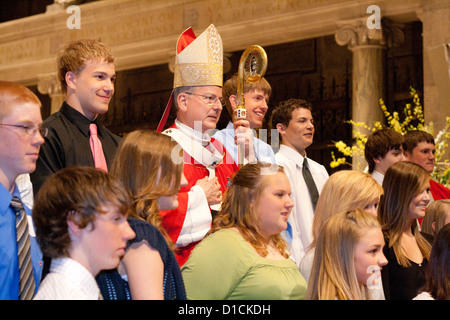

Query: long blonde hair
(378, 161), (432, 267)
(110, 129), (183, 247)
(311, 170), (383, 248)
(422, 199), (450, 237)
(211, 163), (289, 258)
(306, 209), (382, 300)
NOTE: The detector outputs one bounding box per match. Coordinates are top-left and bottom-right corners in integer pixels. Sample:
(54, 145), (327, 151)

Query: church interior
(1, 0), (449, 174)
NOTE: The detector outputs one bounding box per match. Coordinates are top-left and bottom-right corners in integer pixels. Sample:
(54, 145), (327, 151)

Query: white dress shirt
(34, 257), (101, 300)
(16, 174), (34, 209)
(371, 170), (384, 186)
(275, 144), (329, 266)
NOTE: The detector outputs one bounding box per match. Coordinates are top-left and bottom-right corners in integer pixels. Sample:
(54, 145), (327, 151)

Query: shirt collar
(225, 121), (234, 132)
(0, 183), (20, 216)
(371, 170), (384, 186)
(279, 144), (307, 168)
(50, 257), (100, 299)
(175, 119), (211, 146)
(60, 102), (103, 137)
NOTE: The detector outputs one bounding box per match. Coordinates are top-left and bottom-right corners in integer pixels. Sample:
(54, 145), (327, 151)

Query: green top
(181, 228), (307, 300)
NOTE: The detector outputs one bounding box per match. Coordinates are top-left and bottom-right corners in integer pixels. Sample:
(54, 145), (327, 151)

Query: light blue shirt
(212, 121), (277, 164)
(213, 123), (295, 248)
(0, 183), (42, 299)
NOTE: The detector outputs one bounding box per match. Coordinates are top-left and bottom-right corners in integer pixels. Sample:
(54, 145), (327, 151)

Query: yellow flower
(331, 87), (449, 187)
(330, 151), (348, 168)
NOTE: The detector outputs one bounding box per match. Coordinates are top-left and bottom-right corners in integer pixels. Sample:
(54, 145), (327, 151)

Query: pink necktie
(89, 123), (108, 172)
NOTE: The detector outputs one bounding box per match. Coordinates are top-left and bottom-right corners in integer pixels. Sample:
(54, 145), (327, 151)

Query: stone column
(37, 73), (65, 115)
(335, 18), (404, 170)
(417, 3), (450, 165)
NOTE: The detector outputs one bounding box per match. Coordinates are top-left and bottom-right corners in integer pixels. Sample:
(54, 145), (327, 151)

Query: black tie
(302, 158), (319, 211)
(10, 196), (36, 300)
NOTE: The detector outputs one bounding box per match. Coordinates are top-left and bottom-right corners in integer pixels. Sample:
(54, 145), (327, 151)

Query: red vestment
(159, 123), (238, 266)
(419, 179), (450, 225)
(429, 179), (450, 200)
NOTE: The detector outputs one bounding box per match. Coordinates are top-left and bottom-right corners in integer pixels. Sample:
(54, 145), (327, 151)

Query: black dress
(96, 217), (186, 300)
(381, 233), (434, 300)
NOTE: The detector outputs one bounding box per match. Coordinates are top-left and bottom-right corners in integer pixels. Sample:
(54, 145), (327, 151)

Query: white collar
(371, 170), (384, 186)
(50, 257), (100, 299)
(279, 144), (307, 168)
(167, 120), (223, 169)
(175, 119), (211, 146)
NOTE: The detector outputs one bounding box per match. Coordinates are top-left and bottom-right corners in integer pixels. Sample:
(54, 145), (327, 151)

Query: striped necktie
(302, 158), (319, 211)
(10, 196), (36, 300)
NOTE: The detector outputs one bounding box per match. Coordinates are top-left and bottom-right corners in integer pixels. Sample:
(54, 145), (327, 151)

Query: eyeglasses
(185, 92), (226, 106)
(0, 124), (48, 137)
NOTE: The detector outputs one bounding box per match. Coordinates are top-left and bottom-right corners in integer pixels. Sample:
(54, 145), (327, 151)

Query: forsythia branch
(331, 87), (449, 188)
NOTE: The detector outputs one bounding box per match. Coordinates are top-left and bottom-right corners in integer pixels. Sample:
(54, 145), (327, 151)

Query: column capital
(37, 73), (65, 114)
(37, 73), (62, 96)
(335, 18), (404, 51)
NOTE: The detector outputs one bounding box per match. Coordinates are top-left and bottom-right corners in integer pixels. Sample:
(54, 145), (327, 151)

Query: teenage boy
(0, 80), (45, 299)
(31, 39), (121, 195)
(271, 98), (329, 266)
(32, 166), (135, 300)
(213, 73), (276, 164)
(403, 130), (450, 200)
(364, 128), (405, 185)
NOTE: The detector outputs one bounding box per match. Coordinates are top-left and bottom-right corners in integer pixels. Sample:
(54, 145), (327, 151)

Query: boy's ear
(67, 210), (83, 237)
(276, 123), (287, 135)
(373, 156), (382, 164)
(65, 71), (77, 91)
(275, 123), (288, 144)
(229, 95), (238, 110)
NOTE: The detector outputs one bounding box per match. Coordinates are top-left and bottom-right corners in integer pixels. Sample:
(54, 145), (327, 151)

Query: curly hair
(269, 98), (312, 130)
(211, 162), (289, 258)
